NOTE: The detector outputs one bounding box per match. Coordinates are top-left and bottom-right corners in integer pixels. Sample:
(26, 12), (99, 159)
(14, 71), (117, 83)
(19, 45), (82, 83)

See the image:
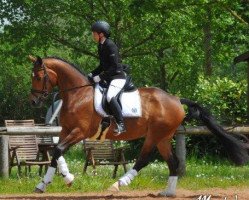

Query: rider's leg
(107, 79), (126, 135)
(109, 98), (126, 134)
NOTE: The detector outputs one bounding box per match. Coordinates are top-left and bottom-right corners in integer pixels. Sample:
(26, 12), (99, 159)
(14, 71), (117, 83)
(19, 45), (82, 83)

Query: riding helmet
(91, 20), (110, 37)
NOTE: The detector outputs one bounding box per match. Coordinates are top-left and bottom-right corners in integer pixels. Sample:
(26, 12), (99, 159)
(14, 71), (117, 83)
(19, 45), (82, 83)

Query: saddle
(101, 76), (136, 114)
(94, 76), (142, 118)
(91, 76), (141, 141)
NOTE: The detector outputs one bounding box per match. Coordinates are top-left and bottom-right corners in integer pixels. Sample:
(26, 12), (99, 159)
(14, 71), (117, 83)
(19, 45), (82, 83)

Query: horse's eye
(35, 76), (42, 81)
(32, 73), (42, 81)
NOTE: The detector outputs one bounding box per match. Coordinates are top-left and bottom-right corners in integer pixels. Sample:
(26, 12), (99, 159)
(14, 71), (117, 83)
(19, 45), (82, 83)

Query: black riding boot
(109, 98), (126, 135)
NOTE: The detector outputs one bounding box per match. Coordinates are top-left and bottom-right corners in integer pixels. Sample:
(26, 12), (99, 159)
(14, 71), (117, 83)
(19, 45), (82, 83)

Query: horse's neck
(47, 59), (90, 99)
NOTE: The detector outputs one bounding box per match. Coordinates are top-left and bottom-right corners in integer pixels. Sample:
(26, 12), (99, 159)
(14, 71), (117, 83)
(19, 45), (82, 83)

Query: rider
(88, 20), (126, 135)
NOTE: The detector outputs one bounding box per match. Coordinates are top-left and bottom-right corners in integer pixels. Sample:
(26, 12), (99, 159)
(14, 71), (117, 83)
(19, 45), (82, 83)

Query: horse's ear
(36, 56), (43, 65)
(28, 55), (37, 63)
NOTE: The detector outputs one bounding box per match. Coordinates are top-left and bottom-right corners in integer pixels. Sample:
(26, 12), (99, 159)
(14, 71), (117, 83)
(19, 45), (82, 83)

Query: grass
(179, 156), (249, 190)
(0, 145), (249, 194)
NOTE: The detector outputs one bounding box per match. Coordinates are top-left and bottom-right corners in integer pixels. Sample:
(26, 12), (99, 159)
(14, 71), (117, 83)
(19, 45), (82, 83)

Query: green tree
(0, 0), (248, 123)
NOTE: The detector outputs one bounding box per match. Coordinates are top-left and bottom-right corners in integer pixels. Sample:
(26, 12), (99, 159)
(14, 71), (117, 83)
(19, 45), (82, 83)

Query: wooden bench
(5, 120), (51, 176)
(83, 140), (129, 178)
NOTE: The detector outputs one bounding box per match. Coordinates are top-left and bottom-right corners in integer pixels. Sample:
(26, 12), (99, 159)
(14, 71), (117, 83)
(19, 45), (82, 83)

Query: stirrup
(114, 123), (126, 136)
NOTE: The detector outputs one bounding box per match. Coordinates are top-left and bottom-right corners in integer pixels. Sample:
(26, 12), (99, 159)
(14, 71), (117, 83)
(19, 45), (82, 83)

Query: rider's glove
(93, 75), (101, 83)
(88, 73), (93, 78)
(87, 73), (94, 83)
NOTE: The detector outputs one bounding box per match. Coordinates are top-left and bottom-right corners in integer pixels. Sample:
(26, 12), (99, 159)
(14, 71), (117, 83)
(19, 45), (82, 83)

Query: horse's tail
(180, 98), (249, 166)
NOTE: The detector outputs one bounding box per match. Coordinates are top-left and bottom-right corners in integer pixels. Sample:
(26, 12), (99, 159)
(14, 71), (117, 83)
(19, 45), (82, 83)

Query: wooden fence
(0, 125), (249, 178)
(175, 126), (249, 176)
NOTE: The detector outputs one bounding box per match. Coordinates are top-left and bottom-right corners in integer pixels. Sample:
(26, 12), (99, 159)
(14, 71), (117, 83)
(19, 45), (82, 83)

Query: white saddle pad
(94, 84), (142, 118)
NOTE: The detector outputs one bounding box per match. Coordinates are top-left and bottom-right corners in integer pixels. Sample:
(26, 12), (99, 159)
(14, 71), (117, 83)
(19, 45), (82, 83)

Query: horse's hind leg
(109, 137), (156, 191)
(157, 137), (179, 197)
(35, 128), (83, 193)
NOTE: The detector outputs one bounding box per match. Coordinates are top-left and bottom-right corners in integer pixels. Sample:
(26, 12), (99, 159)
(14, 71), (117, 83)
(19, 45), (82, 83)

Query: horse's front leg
(35, 128), (83, 193)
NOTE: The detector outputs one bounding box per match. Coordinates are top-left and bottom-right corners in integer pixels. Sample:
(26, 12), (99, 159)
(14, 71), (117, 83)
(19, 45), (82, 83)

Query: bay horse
(29, 56), (249, 196)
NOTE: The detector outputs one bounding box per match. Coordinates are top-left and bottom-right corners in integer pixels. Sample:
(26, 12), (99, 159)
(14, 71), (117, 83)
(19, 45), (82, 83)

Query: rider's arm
(91, 65), (103, 77)
(99, 42), (120, 80)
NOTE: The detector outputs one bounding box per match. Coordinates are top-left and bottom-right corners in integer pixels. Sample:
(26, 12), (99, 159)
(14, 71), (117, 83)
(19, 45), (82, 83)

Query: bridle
(31, 64), (52, 101)
(31, 63), (93, 102)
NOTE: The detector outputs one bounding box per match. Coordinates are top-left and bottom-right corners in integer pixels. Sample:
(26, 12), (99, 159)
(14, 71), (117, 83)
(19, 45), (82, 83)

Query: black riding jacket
(91, 38), (125, 83)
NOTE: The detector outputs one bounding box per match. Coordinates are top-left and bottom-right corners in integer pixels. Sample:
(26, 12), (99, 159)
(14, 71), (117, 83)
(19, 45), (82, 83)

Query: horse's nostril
(31, 100), (37, 107)
(30, 99), (43, 108)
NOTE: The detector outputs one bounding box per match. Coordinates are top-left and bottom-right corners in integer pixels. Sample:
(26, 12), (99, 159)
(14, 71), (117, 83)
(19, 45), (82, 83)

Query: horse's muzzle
(29, 95), (44, 108)
(30, 99), (43, 108)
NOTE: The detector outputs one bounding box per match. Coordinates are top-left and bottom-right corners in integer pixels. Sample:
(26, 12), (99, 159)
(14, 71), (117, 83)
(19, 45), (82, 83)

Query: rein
(58, 84), (93, 94)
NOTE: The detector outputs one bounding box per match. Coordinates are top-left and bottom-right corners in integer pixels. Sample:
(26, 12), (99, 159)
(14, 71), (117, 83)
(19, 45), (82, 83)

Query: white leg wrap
(35, 167), (56, 192)
(118, 169), (138, 186)
(57, 156), (69, 175)
(159, 176), (178, 197)
(57, 156), (74, 185)
(64, 173), (75, 185)
(43, 167), (56, 184)
(36, 182), (46, 192)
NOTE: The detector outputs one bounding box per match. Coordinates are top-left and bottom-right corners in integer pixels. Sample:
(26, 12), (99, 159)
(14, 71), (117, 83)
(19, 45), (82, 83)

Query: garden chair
(5, 120), (51, 176)
(83, 139), (129, 178)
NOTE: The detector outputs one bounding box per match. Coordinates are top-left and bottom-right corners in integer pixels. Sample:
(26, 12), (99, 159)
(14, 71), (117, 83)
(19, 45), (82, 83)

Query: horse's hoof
(34, 182), (46, 193)
(107, 181), (119, 192)
(34, 187), (44, 193)
(64, 173), (74, 187)
(158, 191), (176, 197)
(67, 182), (73, 187)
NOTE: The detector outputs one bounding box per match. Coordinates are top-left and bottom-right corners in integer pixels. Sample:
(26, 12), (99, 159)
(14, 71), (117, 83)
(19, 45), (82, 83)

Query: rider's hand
(93, 75), (101, 83)
(88, 73), (93, 78)
(87, 73), (94, 83)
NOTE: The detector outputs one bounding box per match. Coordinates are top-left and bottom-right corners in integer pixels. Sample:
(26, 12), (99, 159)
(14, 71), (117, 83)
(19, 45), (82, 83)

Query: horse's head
(29, 55), (57, 108)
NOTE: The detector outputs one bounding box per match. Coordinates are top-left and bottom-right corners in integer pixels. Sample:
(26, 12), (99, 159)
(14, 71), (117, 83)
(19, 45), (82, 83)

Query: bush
(186, 76), (247, 158)
(193, 76), (247, 124)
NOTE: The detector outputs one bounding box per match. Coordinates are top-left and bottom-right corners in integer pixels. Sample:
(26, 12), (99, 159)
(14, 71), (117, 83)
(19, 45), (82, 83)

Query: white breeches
(107, 79), (126, 102)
